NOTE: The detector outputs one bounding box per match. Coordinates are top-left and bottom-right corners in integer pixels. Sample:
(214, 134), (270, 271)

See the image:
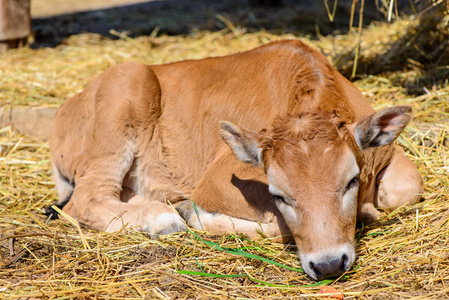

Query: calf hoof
(176, 201), (195, 221)
(44, 193), (72, 220)
(175, 200), (207, 230)
(44, 204), (62, 220)
(106, 201), (187, 237)
(147, 211), (187, 238)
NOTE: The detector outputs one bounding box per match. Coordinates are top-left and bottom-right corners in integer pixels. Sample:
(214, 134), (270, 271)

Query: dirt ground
(30, 0), (414, 48)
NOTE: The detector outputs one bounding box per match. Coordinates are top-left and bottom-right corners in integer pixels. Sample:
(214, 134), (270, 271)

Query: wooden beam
(0, 0), (31, 52)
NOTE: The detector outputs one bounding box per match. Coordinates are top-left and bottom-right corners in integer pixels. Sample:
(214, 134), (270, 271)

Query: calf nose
(309, 254), (349, 280)
(300, 244), (356, 280)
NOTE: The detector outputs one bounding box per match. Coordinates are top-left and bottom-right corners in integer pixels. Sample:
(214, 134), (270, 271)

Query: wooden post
(0, 0), (31, 52)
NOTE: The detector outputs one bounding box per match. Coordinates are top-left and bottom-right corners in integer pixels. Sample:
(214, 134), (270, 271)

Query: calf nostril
(309, 261), (323, 280)
(340, 254), (349, 272)
(309, 254), (349, 279)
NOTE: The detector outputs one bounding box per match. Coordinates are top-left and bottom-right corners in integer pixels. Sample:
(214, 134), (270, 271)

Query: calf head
(220, 106), (411, 280)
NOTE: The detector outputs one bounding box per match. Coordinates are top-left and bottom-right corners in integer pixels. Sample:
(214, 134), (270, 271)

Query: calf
(49, 40), (423, 280)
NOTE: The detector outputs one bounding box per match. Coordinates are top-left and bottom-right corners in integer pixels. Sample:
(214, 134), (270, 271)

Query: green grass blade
(187, 230), (303, 273)
(177, 270), (245, 278)
(177, 270), (285, 287)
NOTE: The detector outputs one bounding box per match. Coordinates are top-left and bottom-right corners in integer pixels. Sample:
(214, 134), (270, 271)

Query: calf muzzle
(300, 243), (355, 280)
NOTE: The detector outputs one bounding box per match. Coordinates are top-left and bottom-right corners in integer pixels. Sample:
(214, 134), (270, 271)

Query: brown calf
(49, 40), (423, 280)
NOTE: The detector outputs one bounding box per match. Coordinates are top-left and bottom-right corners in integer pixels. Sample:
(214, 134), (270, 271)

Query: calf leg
(375, 146), (423, 212)
(64, 183), (185, 236)
(176, 201), (292, 243)
(56, 146), (186, 236)
(51, 125), (186, 236)
(50, 62), (185, 236)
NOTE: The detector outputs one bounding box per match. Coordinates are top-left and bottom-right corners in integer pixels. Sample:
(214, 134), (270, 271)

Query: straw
(0, 10), (448, 300)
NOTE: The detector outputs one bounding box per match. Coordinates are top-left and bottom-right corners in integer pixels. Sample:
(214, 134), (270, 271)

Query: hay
(0, 14), (448, 300)
(0, 30), (298, 107)
(315, 8), (449, 85)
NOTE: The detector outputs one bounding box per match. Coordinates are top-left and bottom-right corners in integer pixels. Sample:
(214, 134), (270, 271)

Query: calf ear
(219, 121), (263, 167)
(352, 106), (412, 150)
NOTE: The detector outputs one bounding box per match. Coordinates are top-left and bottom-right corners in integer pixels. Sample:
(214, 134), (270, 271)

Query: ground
(31, 0), (154, 17)
(0, 1), (448, 299)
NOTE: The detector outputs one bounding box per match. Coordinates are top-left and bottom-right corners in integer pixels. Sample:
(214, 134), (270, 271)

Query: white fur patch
(342, 183), (359, 214)
(119, 141), (136, 179)
(339, 150), (360, 214)
(142, 212), (185, 234)
(155, 212), (184, 228)
(275, 201), (300, 227)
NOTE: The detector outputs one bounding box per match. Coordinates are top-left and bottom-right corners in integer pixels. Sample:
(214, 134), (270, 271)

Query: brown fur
(262, 113), (357, 253)
(50, 40), (423, 279)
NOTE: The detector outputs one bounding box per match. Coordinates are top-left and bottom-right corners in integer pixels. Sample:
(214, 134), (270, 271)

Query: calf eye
(273, 195), (287, 204)
(346, 176), (359, 192)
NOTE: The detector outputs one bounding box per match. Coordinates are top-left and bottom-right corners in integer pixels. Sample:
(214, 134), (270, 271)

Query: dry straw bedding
(0, 16), (448, 299)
